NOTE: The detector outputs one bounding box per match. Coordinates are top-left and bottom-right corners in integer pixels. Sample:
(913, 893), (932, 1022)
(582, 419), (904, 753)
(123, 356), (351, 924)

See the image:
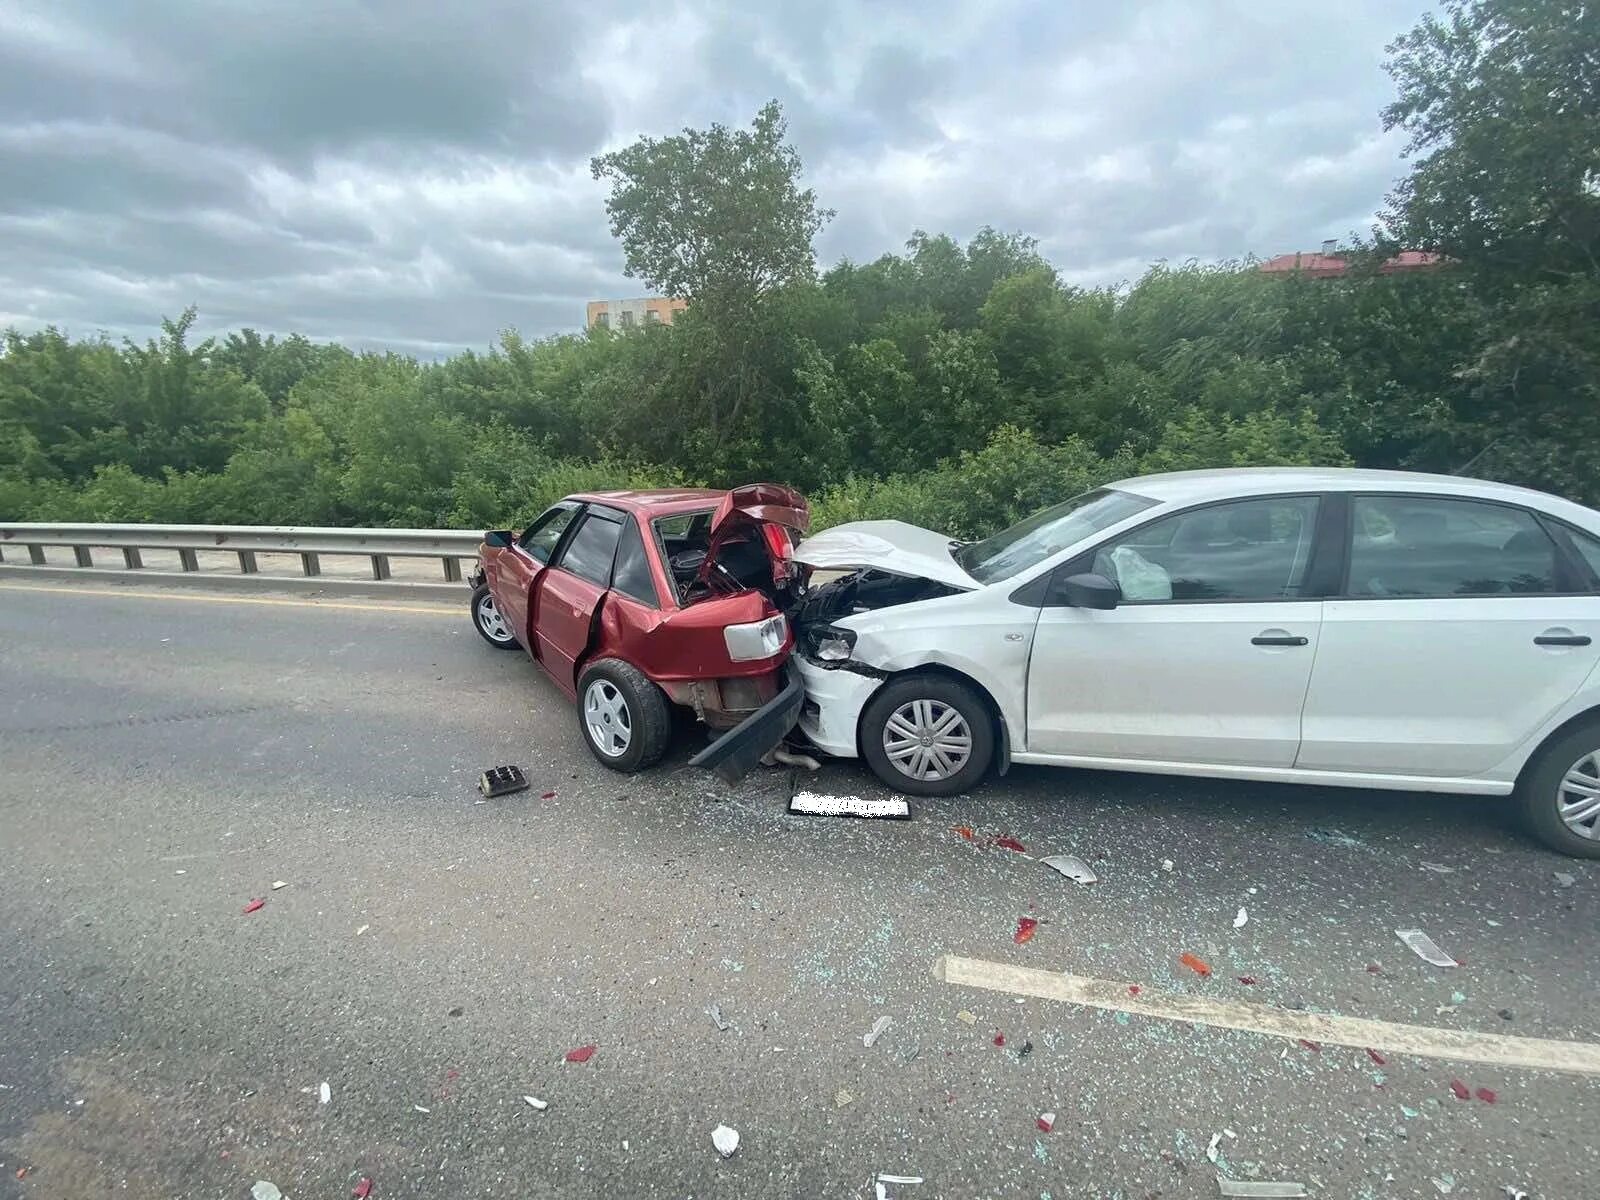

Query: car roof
(1108, 467), (1594, 520)
(566, 488), (727, 516)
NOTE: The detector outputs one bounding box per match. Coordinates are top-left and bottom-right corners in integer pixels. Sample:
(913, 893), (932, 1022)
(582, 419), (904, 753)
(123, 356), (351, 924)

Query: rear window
(556, 512), (623, 586)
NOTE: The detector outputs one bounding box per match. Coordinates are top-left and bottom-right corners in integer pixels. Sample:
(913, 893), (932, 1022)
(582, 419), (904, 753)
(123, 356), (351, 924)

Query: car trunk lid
(701, 483), (811, 591)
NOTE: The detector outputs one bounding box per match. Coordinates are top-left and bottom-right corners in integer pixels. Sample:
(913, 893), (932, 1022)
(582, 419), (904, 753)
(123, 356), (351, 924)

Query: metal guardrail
(0, 522), (484, 599)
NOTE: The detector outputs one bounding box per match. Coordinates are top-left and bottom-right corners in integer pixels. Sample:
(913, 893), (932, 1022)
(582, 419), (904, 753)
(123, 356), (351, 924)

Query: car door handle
(1251, 634), (1308, 646)
(1535, 633), (1591, 646)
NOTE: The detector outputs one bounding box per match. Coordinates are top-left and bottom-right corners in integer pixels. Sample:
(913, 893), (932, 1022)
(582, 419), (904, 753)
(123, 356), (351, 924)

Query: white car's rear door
(1025, 494), (1327, 767)
(1297, 493), (1600, 775)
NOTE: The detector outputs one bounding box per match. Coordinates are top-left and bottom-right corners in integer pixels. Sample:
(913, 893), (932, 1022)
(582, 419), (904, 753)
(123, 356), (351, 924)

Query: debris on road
(711, 1124), (740, 1158)
(955, 1010), (977, 1025)
(523, 1095), (548, 1110)
(251, 1183), (283, 1200)
(1014, 917), (1039, 945)
(1236, 976), (1257, 985)
(864, 1015), (893, 1047)
(352, 1178), (374, 1198)
(835, 1088), (855, 1107)
(1297, 1039), (1321, 1053)
(478, 765), (529, 797)
(707, 1004), (729, 1032)
(242, 898), (265, 914)
(1432, 1175), (1456, 1195)
(540, 790), (557, 799)
(1040, 854), (1097, 885)
(993, 1032), (1006, 1047)
(564, 1044), (597, 1064)
(790, 791), (909, 819)
(1306, 828), (1364, 848)
(1036, 1111), (1055, 1133)
(1418, 862), (1457, 874)
(1018, 1039), (1034, 1059)
(319, 1081), (331, 1105)
(1503, 1186), (1529, 1199)
(413, 1104), (430, 1113)
(1161, 859), (1174, 872)
(271, 880), (288, 890)
(763, 744), (821, 771)
(1476, 1086), (1497, 1103)
(1366, 1049), (1387, 1065)
(992, 835), (1027, 853)
(1395, 928), (1459, 968)
(953, 825), (974, 840)
(1449, 1079), (1470, 1099)
(1180, 952), (1213, 977)
(1554, 871), (1575, 888)
(1233, 908), (1249, 929)
(1216, 1178), (1308, 1197)
(355, 924), (369, 936)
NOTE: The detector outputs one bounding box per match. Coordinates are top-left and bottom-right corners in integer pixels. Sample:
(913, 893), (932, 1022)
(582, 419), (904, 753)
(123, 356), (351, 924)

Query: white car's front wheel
(860, 675), (994, 797)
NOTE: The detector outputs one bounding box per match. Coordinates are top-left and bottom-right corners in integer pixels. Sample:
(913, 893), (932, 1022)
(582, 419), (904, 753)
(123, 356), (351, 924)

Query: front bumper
(794, 655), (884, 759)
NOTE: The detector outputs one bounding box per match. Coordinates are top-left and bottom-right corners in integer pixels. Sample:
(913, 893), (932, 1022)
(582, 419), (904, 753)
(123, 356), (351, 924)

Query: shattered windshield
(954, 488), (1157, 584)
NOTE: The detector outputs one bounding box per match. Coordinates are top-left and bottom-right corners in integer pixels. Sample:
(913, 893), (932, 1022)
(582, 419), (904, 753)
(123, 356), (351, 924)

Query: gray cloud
(0, 0), (1419, 353)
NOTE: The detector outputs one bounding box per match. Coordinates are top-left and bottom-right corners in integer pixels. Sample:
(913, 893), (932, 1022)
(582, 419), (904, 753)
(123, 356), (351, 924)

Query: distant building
(1258, 241), (1445, 279)
(585, 296), (688, 331)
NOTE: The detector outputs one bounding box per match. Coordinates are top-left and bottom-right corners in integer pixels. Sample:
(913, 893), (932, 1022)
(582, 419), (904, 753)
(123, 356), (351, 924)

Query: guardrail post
(300, 552), (321, 577)
(370, 554), (391, 581)
(237, 550), (258, 574)
(73, 546), (93, 568)
(442, 557), (462, 583)
(178, 548), (199, 572)
(28, 545), (46, 565)
(122, 548), (144, 569)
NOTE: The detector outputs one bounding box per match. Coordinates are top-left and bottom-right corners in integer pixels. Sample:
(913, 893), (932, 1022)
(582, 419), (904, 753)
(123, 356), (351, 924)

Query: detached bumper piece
(479, 765), (530, 797)
(688, 667), (805, 784)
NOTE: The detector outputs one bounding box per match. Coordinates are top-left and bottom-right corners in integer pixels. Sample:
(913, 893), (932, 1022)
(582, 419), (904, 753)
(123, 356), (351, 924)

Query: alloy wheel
(1556, 751), (1600, 840)
(584, 680), (633, 758)
(475, 592), (512, 643)
(882, 698), (972, 782)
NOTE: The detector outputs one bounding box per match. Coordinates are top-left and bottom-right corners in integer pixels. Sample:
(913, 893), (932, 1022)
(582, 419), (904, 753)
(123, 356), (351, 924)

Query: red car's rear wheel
(577, 658), (671, 772)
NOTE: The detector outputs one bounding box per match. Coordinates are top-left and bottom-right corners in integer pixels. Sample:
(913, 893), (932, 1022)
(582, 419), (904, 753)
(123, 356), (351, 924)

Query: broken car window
(955, 488), (1157, 584)
(518, 503), (579, 564)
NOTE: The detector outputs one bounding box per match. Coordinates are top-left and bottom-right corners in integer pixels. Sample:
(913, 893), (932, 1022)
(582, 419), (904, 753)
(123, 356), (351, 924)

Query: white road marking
(0, 581), (457, 617)
(933, 954), (1600, 1076)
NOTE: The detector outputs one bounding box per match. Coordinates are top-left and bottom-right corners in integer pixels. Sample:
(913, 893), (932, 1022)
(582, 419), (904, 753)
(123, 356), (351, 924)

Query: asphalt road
(0, 577), (1596, 1200)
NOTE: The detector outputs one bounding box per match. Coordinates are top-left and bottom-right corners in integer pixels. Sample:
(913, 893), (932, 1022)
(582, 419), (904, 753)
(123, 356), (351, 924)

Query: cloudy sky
(0, 0), (1425, 354)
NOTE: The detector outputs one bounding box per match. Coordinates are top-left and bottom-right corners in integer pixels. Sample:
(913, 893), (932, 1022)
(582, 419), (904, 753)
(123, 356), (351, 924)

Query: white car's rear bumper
(794, 655), (884, 758)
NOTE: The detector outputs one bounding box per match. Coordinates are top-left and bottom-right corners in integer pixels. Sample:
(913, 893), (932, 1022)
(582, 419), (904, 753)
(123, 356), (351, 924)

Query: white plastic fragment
(271, 880), (288, 890)
(1040, 855), (1097, 885)
(1419, 862), (1457, 874)
(863, 1015), (892, 1048)
(1216, 1179), (1307, 1198)
(1395, 928), (1459, 968)
(1432, 1176), (1456, 1195)
(1161, 859), (1174, 872)
(523, 1095), (547, 1110)
(413, 1104), (430, 1113)
(707, 1003), (729, 1032)
(711, 1124), (740, 1158)
(1503, 1187), (1529, 1200)
(251, 1183), (284, 1200)
(318, 1081), (331, 1105)
(355, 925), (370, 937)
(1205, 1129), (1236, 1163)
(1233, 908), (1248, 929)
(1554, 871), (1576, 888)
(878, 1174), (923, 1184)
(955, 1010), (977, 1025)
(1037, 1111), (1055, 1133)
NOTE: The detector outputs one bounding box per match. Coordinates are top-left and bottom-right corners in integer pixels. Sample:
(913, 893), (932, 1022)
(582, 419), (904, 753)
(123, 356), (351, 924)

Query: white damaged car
(780, 467), (1600, 858)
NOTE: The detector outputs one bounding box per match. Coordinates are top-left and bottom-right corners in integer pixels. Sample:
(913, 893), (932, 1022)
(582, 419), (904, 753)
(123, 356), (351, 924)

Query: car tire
(860, 673), (995, 797)
(1516, 717), (1600, 859)
(576, 658), (672, 773)
(471, 584), (520, 649)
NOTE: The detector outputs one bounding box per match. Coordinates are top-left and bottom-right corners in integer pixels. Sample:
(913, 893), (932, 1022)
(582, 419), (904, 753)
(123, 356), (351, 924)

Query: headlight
(810, 625), (856, 662)
(724, 614), (788, 661)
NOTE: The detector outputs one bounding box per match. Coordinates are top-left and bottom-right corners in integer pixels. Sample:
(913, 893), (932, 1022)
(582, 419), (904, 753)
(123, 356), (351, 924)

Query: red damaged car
(468, 485), (808, 773)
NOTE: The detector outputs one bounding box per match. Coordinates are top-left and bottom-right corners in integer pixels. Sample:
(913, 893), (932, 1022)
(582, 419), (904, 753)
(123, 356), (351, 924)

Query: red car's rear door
(532, 506), (625, 694)
(492, 502), (580, 650)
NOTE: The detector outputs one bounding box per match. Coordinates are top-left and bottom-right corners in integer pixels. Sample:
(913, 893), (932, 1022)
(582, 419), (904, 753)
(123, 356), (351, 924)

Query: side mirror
(1060, 572), (1120, 610)
(483, 529), (513, 549)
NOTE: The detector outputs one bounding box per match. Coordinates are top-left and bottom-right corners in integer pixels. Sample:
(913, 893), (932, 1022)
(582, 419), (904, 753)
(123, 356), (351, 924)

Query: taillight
(762, 523), (791, 558)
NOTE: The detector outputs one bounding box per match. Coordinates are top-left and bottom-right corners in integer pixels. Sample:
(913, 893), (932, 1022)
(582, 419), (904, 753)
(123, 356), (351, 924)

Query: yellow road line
(0, 581), (459, 617)
(934, 954), (1600, 1076)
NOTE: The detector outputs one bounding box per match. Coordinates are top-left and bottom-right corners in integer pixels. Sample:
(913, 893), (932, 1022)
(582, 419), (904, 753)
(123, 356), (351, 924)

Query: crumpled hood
(792, 520), (977, 590)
